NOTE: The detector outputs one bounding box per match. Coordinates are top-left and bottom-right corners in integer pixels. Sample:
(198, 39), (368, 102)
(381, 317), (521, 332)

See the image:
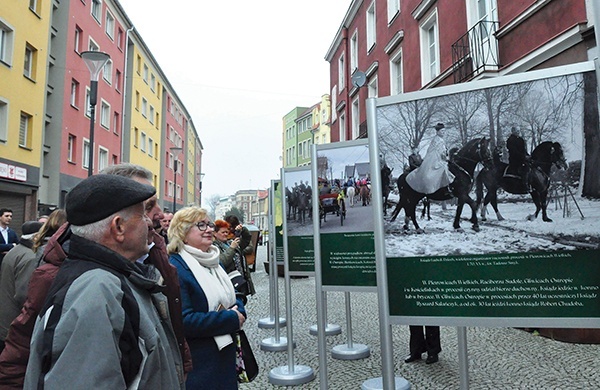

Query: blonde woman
(168, 207), (246, 389)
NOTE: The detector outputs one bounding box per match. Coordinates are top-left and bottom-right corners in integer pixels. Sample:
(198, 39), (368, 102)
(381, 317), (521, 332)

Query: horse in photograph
(390, 137), (493, 232)
(476, 141), (568, 222)
(360, 184), (371, 206)
(286, 187), (297, 220)
(381, 164), (393, 215)
(295, 188), (311, 225)
(346, 185), (356, 207)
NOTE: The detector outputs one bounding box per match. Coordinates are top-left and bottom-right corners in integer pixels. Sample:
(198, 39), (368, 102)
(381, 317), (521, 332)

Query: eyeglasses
(195, 221), (215, 231)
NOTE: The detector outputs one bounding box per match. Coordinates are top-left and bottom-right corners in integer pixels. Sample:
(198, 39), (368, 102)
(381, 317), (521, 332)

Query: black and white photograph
(376, 69), (600, 258)
(315, 142), (374, 233)
(283, 168), (313, 236)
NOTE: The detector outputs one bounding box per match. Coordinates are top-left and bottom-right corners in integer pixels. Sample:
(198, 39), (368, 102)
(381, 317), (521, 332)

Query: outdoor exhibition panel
(370, 60), (600, 329)
(282, 166), (315, 276)
(313, 139), (377, 291)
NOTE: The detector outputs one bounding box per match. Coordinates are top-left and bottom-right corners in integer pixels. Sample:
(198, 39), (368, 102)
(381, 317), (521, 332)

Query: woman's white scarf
(179, 244), (236, 350)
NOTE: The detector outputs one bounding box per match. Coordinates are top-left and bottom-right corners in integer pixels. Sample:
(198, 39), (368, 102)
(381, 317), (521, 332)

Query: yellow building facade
(0, 0), (50, 167)
(0, 0), (51, 224)
(126, 40), (164, 190)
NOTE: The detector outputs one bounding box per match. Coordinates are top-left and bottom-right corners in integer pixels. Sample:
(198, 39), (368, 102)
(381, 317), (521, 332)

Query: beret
(22, 221), (43, 235)
(66, 174), (156, 226)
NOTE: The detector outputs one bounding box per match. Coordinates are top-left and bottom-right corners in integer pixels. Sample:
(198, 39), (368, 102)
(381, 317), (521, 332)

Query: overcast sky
(118, 0), (351, 204)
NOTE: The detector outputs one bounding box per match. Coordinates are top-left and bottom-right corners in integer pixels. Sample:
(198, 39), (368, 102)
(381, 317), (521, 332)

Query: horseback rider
(408, 146), (423, 171)
(505, 127), (531, 192)
(406, 123), (455, 195)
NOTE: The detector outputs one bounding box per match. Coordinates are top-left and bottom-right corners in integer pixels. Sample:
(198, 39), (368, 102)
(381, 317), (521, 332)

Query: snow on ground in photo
(384, 192), (599, 258)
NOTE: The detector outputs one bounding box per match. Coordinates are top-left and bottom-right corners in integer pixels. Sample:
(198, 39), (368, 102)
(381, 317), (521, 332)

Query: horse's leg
(528, 192), (542, 221)
(540, 191), (552, 222)
(426, 199), (431, 220)
(453, 198), (466, 231)
(465, 196), (480, 232)
(390, 202), (403, 222)
(409, 201), (423, 233)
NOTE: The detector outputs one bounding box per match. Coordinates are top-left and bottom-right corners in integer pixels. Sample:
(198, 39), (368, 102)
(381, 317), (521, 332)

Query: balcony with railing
(452, 20), (500, 83)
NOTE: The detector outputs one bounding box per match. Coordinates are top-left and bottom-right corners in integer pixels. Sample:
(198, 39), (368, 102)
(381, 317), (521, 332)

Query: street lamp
(198, 172), (205, 205)
(170, 146), (183, 212)
(81, 51), (110, 177)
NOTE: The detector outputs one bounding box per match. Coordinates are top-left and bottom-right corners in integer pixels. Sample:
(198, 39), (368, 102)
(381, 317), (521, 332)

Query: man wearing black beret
(24, 174), (185, 389)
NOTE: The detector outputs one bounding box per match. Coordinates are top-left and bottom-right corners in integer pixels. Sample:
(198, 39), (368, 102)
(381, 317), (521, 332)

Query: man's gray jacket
(24, 234), (184, 389)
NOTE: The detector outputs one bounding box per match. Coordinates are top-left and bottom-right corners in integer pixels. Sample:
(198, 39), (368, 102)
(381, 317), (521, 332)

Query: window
(115, 69), (122, 91)
(155, 112), (159, 128)
(140, 132), (146, 152)
(83, 139), (90, 168)
(366, 2), (376, 51)
(351, 98), (360, 140)
(149, 105), (155, 124)
(112, 111), (119, 134)
(24, 44), (36, 79)
(168, 181), (173, 197)
(19, 112), (32, 148)
(136, 55), (141, 74)
(0, 99), (7, 141)
(117, 28), (124, 50)
(135, 91), (140, 110)
(102, 59), (112, 84)
(105, 11), (115, 39)
(143, 64), (148, 83)
(0, 22), (14, 65)
(420, 11), (439, 84)
(133, 127), (139, 147)
(148, 138), (153, 157)
(387, 0), (400, 23)
(168, 153), (174, 169)
(338, 54), (345, 90)
(91, 0), (102, 22)
(141, 98), (147, 117)
(29, 0), (39, 13)
(339, 113), (346, 142)
(368, 76), (378, 98)
(74, 26), (82, 53)
(98, 147), (108, 171)
(85, 87), (91, 116)
(70, 79), (79, 107)
(67, 134), (75, 162)
(100, 100), (110, 129)
(350, 31), (358, 73)
(150, 73), (156, 92)
(88, 39), (99, 52)
(390, 49), (403, 95)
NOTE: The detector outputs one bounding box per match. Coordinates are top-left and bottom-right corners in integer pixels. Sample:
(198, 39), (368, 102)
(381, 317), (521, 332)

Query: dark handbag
(235, 330), (258, 383)
(229, 270), (249, 297)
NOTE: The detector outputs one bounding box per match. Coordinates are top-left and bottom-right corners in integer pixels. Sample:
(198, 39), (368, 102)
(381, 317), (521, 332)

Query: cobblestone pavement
(240, 246), (600, 389)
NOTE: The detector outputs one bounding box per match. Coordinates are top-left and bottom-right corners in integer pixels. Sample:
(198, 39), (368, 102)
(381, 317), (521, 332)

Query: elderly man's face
(122, 203), (152, 261)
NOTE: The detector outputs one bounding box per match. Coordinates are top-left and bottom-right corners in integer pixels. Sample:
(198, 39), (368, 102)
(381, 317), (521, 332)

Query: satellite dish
(351, 71), (366, 88)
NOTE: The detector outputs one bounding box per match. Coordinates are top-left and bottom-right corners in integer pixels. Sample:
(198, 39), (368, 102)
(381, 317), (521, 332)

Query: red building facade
(326, 0), (595, 142)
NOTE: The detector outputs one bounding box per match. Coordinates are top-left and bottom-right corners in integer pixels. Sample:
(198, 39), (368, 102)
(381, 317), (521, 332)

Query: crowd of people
(0, 163), (255, 389)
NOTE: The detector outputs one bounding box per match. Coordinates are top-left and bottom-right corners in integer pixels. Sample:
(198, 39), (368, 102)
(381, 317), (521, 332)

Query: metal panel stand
(258, 243), (286, 329)
(309, 292), (342, 336)
(331, 292), (370, 360)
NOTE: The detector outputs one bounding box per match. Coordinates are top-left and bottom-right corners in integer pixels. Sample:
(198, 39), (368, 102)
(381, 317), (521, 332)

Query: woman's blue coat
(169, 253), (246, 389)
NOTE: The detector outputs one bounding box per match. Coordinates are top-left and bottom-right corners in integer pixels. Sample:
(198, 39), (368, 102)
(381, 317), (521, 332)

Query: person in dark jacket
(0, 221), (42, 354)
(168, 207), (246, 390)
(24, 174), (184, 389)
(506, 127), (531, 192)
(0, 209), (19, 264)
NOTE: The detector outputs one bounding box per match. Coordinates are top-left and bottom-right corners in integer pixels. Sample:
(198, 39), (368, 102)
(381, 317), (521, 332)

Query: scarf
(179, 244), (236, 350)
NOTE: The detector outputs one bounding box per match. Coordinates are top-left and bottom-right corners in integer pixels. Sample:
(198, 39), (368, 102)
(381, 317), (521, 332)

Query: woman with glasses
(167, 207), (246, 389)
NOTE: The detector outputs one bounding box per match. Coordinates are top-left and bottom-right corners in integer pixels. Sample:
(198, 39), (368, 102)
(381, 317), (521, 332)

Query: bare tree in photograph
(378, 98), (439, 167)
(515, 75), (584, 149)
(480, 83), (532, 148)
(441, 90), (485, 145)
